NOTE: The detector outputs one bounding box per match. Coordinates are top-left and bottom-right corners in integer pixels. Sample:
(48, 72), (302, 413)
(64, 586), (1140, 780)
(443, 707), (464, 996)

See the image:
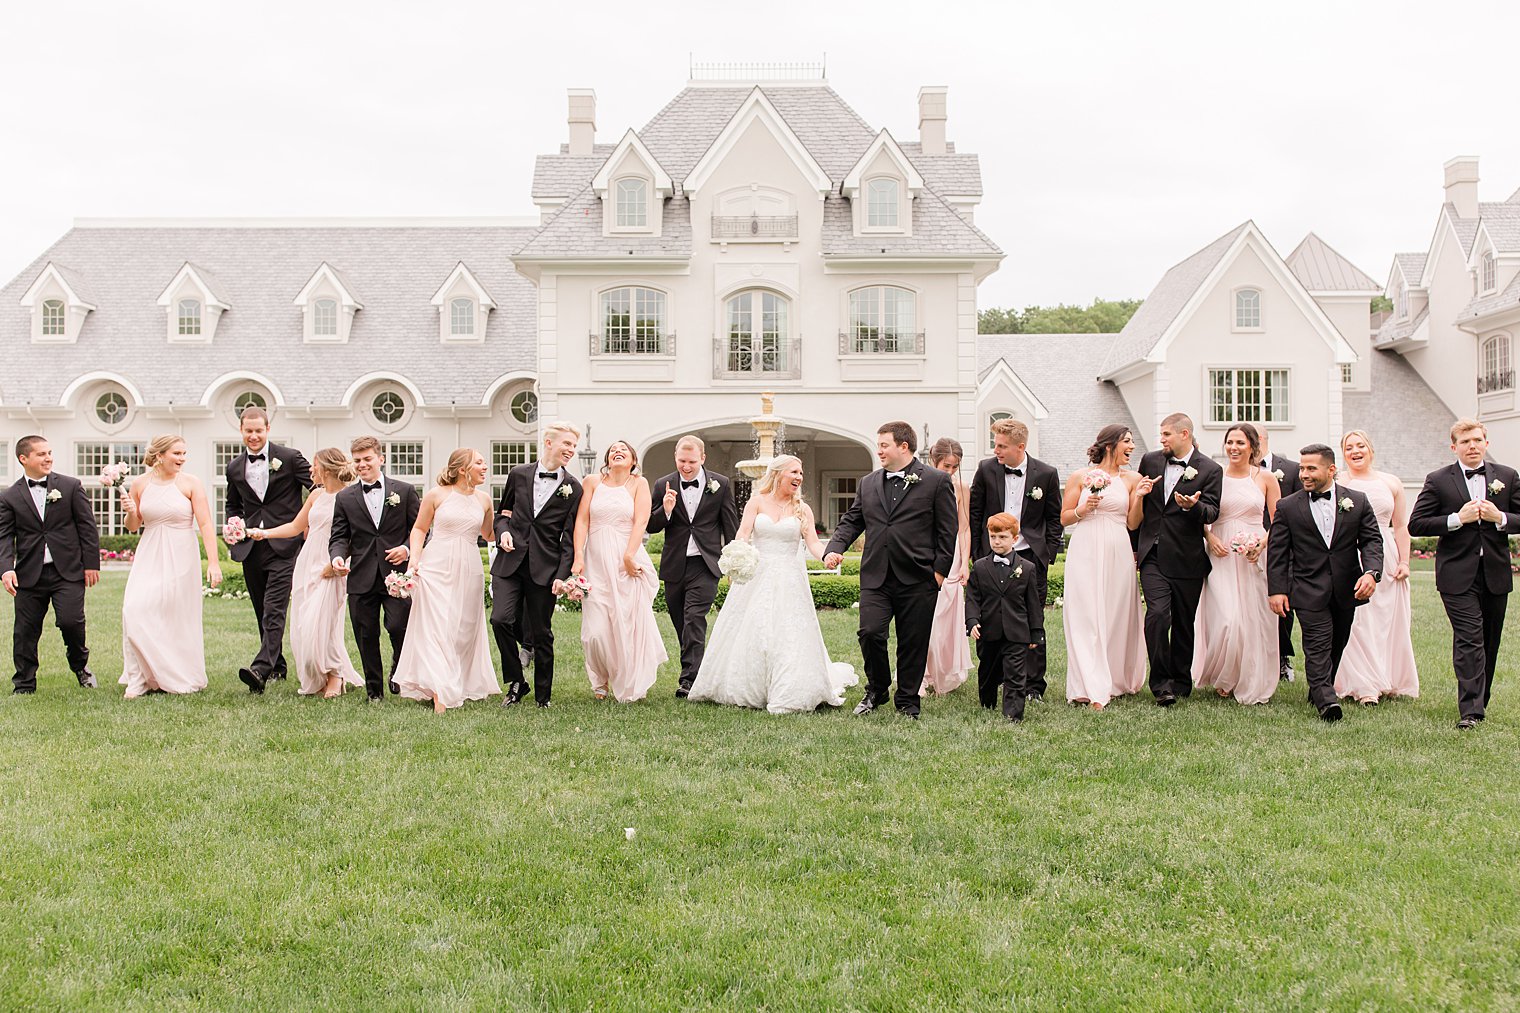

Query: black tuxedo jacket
(490, 464), (582, 587)
(0, 473), (100, 586)
(824, 459), (957, 590)
(225, 443), (313, 562)
(1266, 485), (1383, 612)
(1135, 449), (1223, 579)
(328, 477), (421, 595)
(646, 470), (740, 582)
(1261, 454), (1303, 496)
(968, 455), (1063, 564)
(965, 553), (1045, 644)
(1408, 461), (1520, 595)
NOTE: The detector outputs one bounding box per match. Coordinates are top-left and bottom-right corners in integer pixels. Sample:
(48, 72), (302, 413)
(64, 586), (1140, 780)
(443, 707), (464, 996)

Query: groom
(647, 435), (739, 697)
(1135, 412), (1223, 707)
(824, 421), (957, 718)
(0, 435), (100, 693)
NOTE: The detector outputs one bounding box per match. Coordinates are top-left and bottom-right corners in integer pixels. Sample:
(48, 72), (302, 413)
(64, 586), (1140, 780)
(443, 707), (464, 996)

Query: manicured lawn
(2, 572), (1518, 1009)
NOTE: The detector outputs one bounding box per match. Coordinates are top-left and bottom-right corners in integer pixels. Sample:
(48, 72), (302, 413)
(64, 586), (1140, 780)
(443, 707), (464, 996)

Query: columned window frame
(595, 286), (670, 355)
(843, 285), (922, 355)
(1207, 367), (1291, 425)
(719, 289), (795, 379)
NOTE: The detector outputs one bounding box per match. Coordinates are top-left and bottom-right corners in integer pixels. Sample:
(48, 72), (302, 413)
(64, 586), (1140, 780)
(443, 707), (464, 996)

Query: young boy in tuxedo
(966, 512), (1045, 722)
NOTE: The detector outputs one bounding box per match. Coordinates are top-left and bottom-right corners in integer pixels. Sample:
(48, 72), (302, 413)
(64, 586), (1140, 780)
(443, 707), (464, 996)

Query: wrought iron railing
(838, 330), (926, 355)
(1477, 370), (1514, 395)
(712, 334), (802, 380)
(710, 215), (799, 240)
(590, 330), (675, 356)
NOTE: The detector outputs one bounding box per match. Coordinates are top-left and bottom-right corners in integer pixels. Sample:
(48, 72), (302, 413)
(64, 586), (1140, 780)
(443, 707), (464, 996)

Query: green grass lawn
(2, 571), (1518, 1010)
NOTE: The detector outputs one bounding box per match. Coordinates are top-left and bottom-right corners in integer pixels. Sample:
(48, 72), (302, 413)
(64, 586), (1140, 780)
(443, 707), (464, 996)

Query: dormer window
(867, 178), (900, 228)
(1483, 251), (1497, 293)
(615, 178), (648, 228)
(313, 299), (338, 337)
(450, 297), (475, 337)
(294, 262), (361, 344)
(42, 300), (65, 337)
(156, 263), (229, 344)
(178, 299), (202, 336)
(430, 262), (494, 344)
(21, 262), (95, 343)
(1235, 289), (1261, 330)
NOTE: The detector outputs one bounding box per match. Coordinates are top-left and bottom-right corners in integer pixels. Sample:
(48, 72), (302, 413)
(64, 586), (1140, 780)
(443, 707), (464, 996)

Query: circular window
(371, 390), (407, 426)
(510, 390), (539, 425)
(234, 391), (267, 419)
(96, 391), (129, 425)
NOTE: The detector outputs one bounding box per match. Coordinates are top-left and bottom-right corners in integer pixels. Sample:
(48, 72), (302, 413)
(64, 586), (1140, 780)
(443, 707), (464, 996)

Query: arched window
(600, 287), (666, 354)
(509, 390), (538, 425)
(866, 178), (899, 228)
(1235, 289), (1261, 329)
(234, 390), (267, 419)
(450, 297), (475, 336)
(371, 389), (407, 426)
(1481, 335), (1513, 393)
(726, 290), (789, 374)
(988, 411), (1013, 453)
(1483, 252), (1497, 293)
(177, 298), (202, 336)
(95, 391), (129, 426)
(847, 286), (919, 354)
(41, 299), (66, 337)
(615, 178), (648, 228)
(313, 299), (338, 337)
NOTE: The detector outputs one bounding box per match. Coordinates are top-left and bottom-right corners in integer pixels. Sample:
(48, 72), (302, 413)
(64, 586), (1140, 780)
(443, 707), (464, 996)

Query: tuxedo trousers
(348, 587), (410, 698)
(976, 636), (1029, 720)
(491, 571), (558, 703)
(1138, 559), (1204, 699)
(1440, 578), (1508, 720)
(1297, 605), (1355, 713)
(858, 572), (938, 715)
(1278, 610), (1297, 661)
(11, 563), (89, 691)
(244, 541), (296, 678)
(1016, 547), (1049, 695)
(664, 566), (720, 689)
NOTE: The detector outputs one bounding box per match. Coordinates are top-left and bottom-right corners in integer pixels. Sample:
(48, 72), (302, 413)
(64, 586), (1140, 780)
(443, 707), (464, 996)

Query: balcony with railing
(712, 334), (802, 381)
(1477, 369), (1514, 395)
(710, 214), (799, 242)
(838, 329), (926, 356)
(587, 329), (677, 382)
(837, 329), (927, 381)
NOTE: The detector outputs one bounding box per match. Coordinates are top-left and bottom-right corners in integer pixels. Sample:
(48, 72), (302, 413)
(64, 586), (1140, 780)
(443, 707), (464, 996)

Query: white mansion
(0, 70), (1505, 536)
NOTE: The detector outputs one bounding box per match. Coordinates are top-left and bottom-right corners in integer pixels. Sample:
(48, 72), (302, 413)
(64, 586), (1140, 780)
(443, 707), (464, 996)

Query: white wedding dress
(689, 514), (858, 714)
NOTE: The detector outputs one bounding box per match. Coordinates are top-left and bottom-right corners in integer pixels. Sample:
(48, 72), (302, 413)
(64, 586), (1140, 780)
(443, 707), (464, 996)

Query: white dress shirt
(245, 450), (270, 501)
(1448, 465), (1505, 542)
(363, 475), (386, 527)
(680, 468), (705, 556)
(1163, 448), (1194, 500)
(28, 479), (52, 565)
(1001, 460), (1030, 553)
(533, 462), (561, 516)
(1309, 488), (1335, 547)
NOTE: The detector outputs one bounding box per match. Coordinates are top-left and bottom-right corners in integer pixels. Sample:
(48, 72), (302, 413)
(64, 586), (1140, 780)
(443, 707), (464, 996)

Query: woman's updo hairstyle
(313, 447), (357, 485)
(437, 447), (479, 487)
(143, 434), (185, 469)
(1086, 424), (1131, 465)
(929, 437), (963, 467)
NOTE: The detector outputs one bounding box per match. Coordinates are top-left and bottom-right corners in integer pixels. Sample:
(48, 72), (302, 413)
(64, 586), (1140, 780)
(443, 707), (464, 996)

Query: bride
(689, 455), (857, 714)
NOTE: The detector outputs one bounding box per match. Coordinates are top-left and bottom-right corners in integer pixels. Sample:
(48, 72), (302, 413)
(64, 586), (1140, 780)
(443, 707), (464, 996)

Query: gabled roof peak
(1286, 233), (1381, 293)
(590, 129), (674, 198)
(682, 87), (832, 197)
(842, 129), (925, 198)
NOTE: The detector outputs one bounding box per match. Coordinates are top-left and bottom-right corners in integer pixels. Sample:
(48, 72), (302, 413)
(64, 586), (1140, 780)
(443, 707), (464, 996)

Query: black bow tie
(1004, 467), (1023, 477)
(538, 472), (558, 481)
(1466, 467), (1487, 479)
(248, 453), (266, 462)
(362, 482), (383, 494)
(681, 479), (700, 489)
(1168, 458), (1188, 468)
(27, 479), (47, 488)
(1309, 490), (1332, 502)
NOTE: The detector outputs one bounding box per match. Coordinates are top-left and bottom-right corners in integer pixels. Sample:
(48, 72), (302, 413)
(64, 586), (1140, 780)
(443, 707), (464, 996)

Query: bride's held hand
(822, 552), (843, 570)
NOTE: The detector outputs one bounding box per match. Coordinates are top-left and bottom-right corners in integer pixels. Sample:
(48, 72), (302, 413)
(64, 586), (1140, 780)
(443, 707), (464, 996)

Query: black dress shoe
(1320, 703), (1343, 723)
(1025, 692), (1043, 702)
(238, 668), (266, 694)
(388, 680), (400, 696)
(1279, 660), (1294, 682)
(675, 682), (692, 699)
(12, 686), (35, 695)
(900, 710), (920, 720)
(366, 693), (383, 703)
(1456, 717), (1479, 730)
(852, 695), (881, 716)
(1155, 693), (1177, 708)
(270, 667), (287, 681)
(537, 700), (551, 709)
(75, 668), (97, 689)
(500, 690), (523, 708)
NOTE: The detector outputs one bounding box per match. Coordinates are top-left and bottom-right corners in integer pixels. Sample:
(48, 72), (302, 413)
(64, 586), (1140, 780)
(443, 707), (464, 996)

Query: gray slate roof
(1097, 222), (1251, 376)
(977, 332), (1146, 477)
(820, 189), (1000, 258)
(515, 188), (694, 259)
(1393, 252), (1427, 286)
(1285, 233), (1380, 292)
(1457, 269), (1520, 322)
(1373, 304), (1428, 347)
(1478, 205), (1520, 254)
(531, 147), (615, 200)
(1342, 350), (1460, 481)
(899, 143), (983, 196)
(0, 224), (537, 408)
(1445, 203), (1479, 257)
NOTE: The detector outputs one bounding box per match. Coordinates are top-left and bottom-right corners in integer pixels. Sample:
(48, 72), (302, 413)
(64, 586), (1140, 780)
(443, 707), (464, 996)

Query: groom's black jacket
(646, 470), (740, 582)
(825, 459), (957, 589)
(1266, 485), (1382, 612)
(1135, 449), (1223, 580)
(0, 473), (100, 586)
(224, 443), (312, 562)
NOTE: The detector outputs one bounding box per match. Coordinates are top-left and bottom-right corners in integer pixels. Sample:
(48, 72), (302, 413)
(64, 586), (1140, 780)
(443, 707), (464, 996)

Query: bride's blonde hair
(755, 454), (808, 520)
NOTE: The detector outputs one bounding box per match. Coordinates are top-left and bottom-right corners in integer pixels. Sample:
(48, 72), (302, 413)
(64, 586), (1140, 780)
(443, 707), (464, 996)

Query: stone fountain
(735, 392), (784, 479)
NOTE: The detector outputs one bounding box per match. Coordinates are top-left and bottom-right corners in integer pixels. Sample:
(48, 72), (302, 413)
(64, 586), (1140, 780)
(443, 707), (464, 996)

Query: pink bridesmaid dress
(923, 528), (972, 695)
(581, 481), (666, 702)
(1191, 473), (1277, 704)
(289, 490), (363, 695)
(1335, 474), (1419, 702)
(120, 480), (208, 697)
(1062, 479), (1145, 706)
(394, 492), (498, 709)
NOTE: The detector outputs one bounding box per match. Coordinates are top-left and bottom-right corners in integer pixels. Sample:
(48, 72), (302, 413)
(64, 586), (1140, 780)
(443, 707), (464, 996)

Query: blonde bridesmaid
(923, 437), (972, 696)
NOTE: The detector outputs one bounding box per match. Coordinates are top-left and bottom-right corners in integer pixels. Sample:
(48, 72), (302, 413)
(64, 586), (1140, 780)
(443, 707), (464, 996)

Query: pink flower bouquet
(98, 462), (131, 488)
(222, 516), (247, 545)
(1083, 471), (1112, 494)
(1229, 532), (1263, 555)
(561, 574), (591, 601)
(384, 571), (417, 599)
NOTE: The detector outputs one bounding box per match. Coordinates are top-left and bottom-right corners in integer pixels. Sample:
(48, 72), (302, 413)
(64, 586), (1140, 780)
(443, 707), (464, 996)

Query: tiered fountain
(735, 392), (784, 478)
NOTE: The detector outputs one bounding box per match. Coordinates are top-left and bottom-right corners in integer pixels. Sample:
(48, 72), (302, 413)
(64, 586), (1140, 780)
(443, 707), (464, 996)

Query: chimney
(568, 89), (596, 157)
(917, 86), (947, 156)
(1444, 156), (1480, 218)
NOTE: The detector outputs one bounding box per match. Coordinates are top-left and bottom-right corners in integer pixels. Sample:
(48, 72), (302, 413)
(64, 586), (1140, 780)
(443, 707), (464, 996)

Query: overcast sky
(2, 0), (1517, 309)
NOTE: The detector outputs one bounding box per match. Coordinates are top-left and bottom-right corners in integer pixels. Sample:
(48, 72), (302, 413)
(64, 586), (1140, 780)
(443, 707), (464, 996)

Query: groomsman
(969, 417), (1062, 698)
(1267, 444), (1382, 721)
(824, 421), (958, 718)
(1135, 412), (1223, 706)
(0, 436), (100, 693)
(647, 435), (739, 697)
(1408, 418), (1520, 729)
(329, 437), (420, 701)
(965, 512), (1045, 722)
(1258, 429), (1303, 681)
(226, 407), (312, 693)
(491, 422), (582, 708)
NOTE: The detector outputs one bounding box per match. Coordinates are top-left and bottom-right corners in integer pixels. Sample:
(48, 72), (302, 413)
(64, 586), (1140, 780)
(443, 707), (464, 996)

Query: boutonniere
(269, 457), (282, 472)
(903, 472), (921, 486)
(1182, 466), (1198, 481)
(1013, 565), (1024, 578)
(1272, 469), (1285, 482)
(1490, 479), (1505, 495)
(557, 483), (573, 498)
(1028, 487), (1043, 500)
(45, 489), (62, 503)
(707, 479), (720, 495)
(386, 492), (401, 507)
(1338, 496), (1353, 512)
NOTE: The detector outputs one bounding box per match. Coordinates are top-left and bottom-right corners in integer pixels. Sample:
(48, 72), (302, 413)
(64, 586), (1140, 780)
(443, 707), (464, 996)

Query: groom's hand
(384, 546), (409, 564)
(970, 623), (981, 641)
(84, 569), (100, 589)
(1354, 573), (1377, 601)
(1268, 593), (1290, 617)
(934, 572), (945, 587)
(662, 486), (678, 515)
(1, 570), (16, 596)
(498, 532), (514, 553)
(1174, 490), (1201, 511)
(822, 552), (843, 570)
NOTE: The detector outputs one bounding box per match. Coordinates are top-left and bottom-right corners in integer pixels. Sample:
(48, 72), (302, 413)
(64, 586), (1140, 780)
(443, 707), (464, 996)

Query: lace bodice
(753, 513), (804, 560)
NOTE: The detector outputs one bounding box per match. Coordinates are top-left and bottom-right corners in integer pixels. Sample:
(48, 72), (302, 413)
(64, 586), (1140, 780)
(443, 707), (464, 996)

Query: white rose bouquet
(719, 539), (760, 584)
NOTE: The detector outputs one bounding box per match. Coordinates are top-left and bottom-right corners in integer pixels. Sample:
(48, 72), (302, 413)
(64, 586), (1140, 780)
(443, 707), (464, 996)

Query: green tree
(976, 306), (1021, 334)
(977, 298), (1141, 335)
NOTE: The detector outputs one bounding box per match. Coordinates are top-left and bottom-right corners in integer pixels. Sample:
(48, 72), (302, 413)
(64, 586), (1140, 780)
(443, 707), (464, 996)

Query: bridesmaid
(119, 435), (221, 697)
(923, 437), (972, 696)
(573, 440), (666, 703)
(249, 447), (363, 698)
(1335, 429), (1419, 704)
(1060, 425), (1147, 709)
(1191, 423), (1280, 704)
(394, 449), (499, 713)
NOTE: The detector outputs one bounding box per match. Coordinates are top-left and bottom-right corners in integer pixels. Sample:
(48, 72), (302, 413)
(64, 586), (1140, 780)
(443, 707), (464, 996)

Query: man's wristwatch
(1365, 570), (1381, 583)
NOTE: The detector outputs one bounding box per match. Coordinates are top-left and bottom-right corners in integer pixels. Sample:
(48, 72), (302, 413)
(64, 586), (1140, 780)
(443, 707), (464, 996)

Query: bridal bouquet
(1083, 471), (1112, 494)
(98, 462), (132, 488)
(1229, 532), (1263, 556)
(719, 540), (760, 584)
(222, 516), (247, 545)
(560, 574), (591, 601)
(384, 571), (417, 599)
